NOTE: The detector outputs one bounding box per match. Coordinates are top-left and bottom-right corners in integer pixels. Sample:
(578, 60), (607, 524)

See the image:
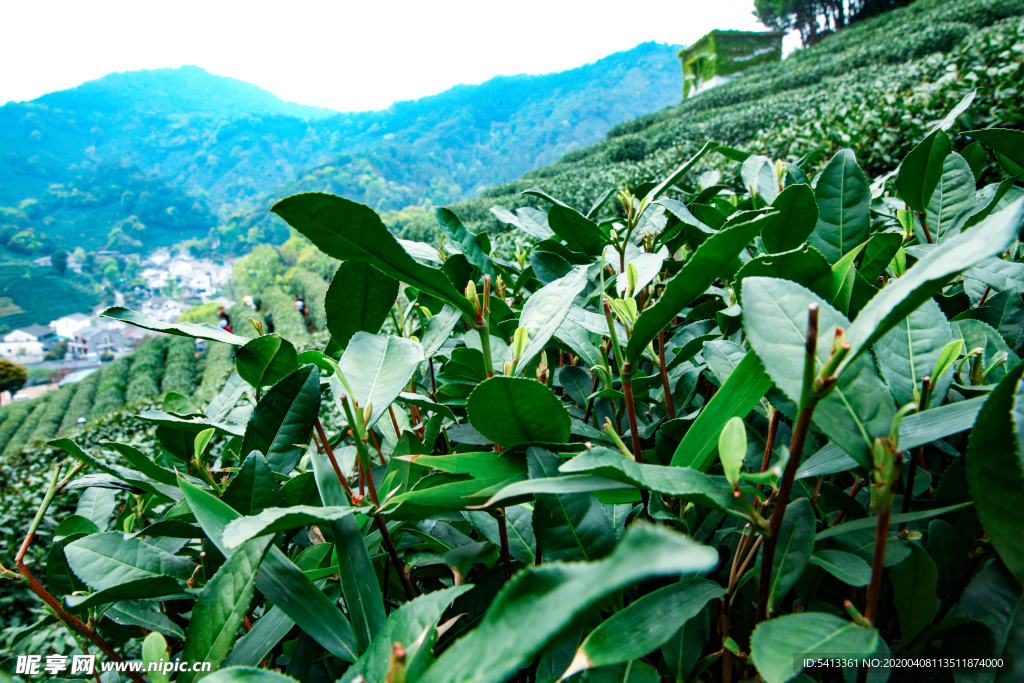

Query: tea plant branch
(757, 304), (850, 623)
(339, 395), (418, 600)
(757, 409), (781, 494)
(657, 330), (675, 419)
(864, 440), (904, 626)
(899, 377), (931, 535)
(14, 464), (145, 683)
(313, 418), (354, 501)
(493, 508), (513, 581)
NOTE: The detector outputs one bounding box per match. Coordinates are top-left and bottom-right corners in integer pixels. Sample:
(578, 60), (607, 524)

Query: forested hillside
(440, 0), (1024, 241)
(0, 43), (683, 254)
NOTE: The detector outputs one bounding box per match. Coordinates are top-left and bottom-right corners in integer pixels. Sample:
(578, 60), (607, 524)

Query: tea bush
(58, 369), (100, 434)
(3, 91), (1023, 683)
(162, 337), (199, 396)
(29, 384), (75, 443)
(1, 399), (49, 458)
(89, 357), (132, 418)
(125, 337), (168, 405)
(289, 269), (329, 331)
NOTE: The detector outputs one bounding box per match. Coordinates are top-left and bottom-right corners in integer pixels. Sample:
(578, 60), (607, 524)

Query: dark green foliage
(2, 397), (50, 458)
(162, 337), (198, 396)
(0, 45), (683, 256)
(0, 359), (27, 394)
(90, 357), (133, 418)
(30, 385), (75, 443)
(0, 400), (34, 454)
(58, 370), (100, 434)
(125, 337), (168, 405)
(261, 287), (309, 342)
(288, 270), (329, 331)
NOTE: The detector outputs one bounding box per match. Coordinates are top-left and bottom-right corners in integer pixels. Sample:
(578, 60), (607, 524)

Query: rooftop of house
(53, 312), (91, 323)
(18, 324), (55, 338)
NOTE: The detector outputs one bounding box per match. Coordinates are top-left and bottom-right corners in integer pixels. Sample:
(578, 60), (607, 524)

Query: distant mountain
(31, 65), (337, 120)
(0, 42), (683, 253)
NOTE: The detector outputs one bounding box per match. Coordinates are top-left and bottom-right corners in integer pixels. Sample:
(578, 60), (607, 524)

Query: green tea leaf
(100, 306), (249, 345)
(325, 260), (400, 350)
(338, 332), (425, 429)
(240, 365), (320, 474)
(811, 149), (871, 263)
(529, 447), (616, 562)
(769, 498), (815, 613)
(222, 505), (362, 548)
(419, 524), (717, 683)
(179, 536), (272, 683)
(967, 361), (1024, 585)
(235, 334), (298, 393)
(762, 183), (818, 254)
(963, 128), (1024, 168)
(222, 451), (284, 516)
(954, 559), (1024, 682)
(627, 211), (772, 366)
(843, 197), (1024, 370)
(718, 417), (746, 489)
(563, 578), (725, 677)
(272, 193), (474, 319)
(65, 532), (195, 591)
(808, 549), (872, 586)
(889, 544), (938, 644)
(923, 152), (976, 244)
(895, 129), (952, 213)
(547, 205), (609, 255)
(750, 612), (877, 683)
(340, 586), (473, 683)
(435, 207), (495, 277)
(741, 277), (895, 467)
(873, 298), (955, 406)
(467, 377), (570, 447)
(507, 266), (589, 373)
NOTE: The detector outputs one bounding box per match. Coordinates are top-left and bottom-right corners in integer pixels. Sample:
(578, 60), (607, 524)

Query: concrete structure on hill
(678, 30), (783, 98)
(0, 324), (56, 363)
(50, 312), (92, 339)
(140, 296), (187, 322)
(68, 327), (124, 359)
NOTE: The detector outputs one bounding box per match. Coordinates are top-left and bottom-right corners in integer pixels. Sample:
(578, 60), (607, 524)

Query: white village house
(49, 312), (92, 339)
(0, 324), (56, 364)
(68, 326), (124, 359)
(140, 296), (187, 322)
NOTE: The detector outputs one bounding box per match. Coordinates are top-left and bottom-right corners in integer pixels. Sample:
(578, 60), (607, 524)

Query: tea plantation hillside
(432, 0), (1024, 241)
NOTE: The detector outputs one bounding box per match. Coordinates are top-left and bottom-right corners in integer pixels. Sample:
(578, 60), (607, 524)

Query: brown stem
(15, 468), (145, 683)
(622, 370), (643, 464)
(369, 429), (387, 465)
(581, 375), (601, 425)
(864, 506), (892, 625)
(495, 509), (513, 581)
(978, 286), (992, 307)
(388, 405), (402, 439)
(919, 212), (933, 244)
(830, 478), (865, 527)
(375, 516), (417, 600)
(756, 304), (819, 624)
(758, 410), (781, 492)
(657, 330), (676, 420)
(314, 419), (354, 500)
(428, 356), (437, 399)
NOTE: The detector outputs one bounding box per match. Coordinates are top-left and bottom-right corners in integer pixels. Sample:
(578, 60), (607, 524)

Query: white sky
(1, 0), (771, 112)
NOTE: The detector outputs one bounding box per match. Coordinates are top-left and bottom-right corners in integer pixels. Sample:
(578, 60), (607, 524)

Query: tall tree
(52, 249), (69, 275)
(755, 0), (914, 46)
(0, 359), (28, 395)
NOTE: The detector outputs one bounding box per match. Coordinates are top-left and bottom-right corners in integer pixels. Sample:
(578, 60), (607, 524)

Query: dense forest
(0, 44), (683, 255)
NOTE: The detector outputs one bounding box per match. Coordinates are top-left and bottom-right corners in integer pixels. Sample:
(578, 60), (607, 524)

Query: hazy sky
(2, 0), (771, 112)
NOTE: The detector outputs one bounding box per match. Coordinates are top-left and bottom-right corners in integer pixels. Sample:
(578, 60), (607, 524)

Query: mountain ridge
(0, 41), (684, 253)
